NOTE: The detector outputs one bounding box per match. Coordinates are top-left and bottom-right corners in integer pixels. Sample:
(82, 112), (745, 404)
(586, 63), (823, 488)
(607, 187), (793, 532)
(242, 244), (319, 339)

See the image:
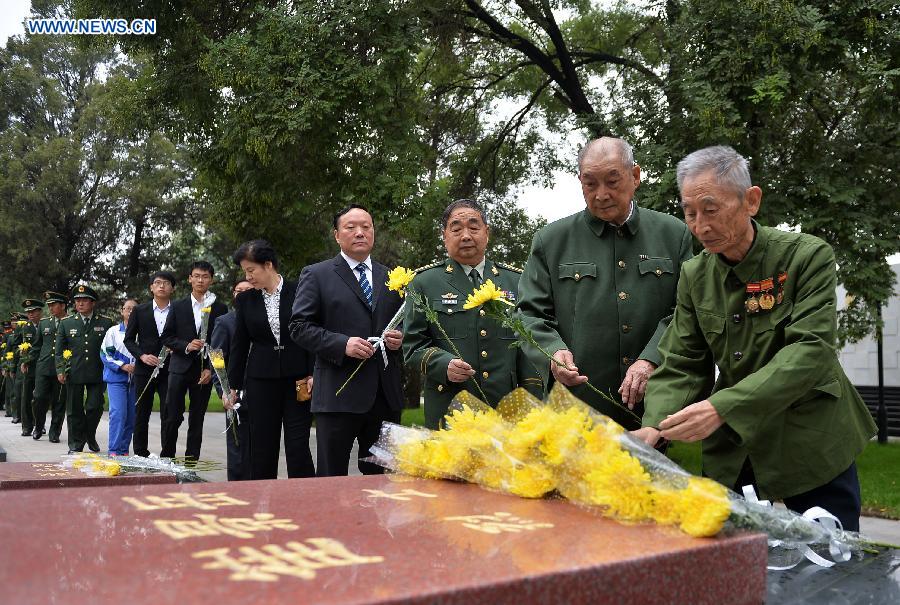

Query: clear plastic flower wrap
(61, 453), (210, 483)
(369, 384), (880, 564)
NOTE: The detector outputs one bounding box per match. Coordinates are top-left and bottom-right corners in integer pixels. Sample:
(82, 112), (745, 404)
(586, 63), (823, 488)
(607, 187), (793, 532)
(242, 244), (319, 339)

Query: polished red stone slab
(0, 475), (766, 604)
(0, 461), (176, 490)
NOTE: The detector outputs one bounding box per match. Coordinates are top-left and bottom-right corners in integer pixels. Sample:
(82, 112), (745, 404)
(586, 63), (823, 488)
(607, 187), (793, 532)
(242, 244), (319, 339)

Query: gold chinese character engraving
(37, 472), (71, 477)
(154, 513), (298, 540)
(362, 488), (437, 501)
(443, 512), (554, 534)
(121, 492), (250, 512)
(31, 463), (63, 470)
(193, 539), (384, 582)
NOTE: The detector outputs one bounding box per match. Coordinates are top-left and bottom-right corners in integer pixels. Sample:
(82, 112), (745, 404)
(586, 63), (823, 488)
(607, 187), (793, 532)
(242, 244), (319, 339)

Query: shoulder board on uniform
(495, 262), (523, 273)
(413, 261), (443, 274)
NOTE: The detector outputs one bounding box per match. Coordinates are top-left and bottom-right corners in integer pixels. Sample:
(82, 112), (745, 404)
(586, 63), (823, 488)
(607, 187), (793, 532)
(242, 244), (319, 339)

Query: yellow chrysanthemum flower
(16, 320), (26, 327)
(62, 350), (73, 360)
(209, 349), (226, 369)
(462, 279), (514, 310)
(201, 306), (212, 314)
(18, 342), (31, 352)
(676, 478), (731, 537)
(386, 266), (416, 297)
(5, 352), (13, 360)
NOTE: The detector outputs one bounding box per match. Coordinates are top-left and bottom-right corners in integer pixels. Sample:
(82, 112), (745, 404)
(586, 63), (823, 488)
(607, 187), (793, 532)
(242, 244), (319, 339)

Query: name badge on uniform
(94, 326), (104, 332)
(441, 292), (458, 305)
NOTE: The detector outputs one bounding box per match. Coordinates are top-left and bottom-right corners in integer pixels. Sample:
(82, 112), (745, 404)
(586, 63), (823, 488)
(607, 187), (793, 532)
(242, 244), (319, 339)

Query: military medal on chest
(776, 271), (788, 305)
(758, 277), (775, 311)
(745, 282), (761, 314)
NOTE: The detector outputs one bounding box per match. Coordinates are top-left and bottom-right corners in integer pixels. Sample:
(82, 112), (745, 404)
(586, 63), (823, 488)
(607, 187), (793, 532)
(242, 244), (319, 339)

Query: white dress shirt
(152, 300), (170, 336)
(261, 276), (284, 345)
(341, 251), (373, 292)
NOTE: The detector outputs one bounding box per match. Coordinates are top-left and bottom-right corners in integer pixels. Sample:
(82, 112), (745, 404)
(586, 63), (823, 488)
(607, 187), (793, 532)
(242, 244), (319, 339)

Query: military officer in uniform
(403, 199), (544, 428)
(3, 316), (19, 418)
(517, 137), (693, 429)
(14, 299), (43, 437)
(55, 285), (114, 453)
(0, 320), (11, 413)
(31, 291), (69, 442)
(635, 146), (876, 531)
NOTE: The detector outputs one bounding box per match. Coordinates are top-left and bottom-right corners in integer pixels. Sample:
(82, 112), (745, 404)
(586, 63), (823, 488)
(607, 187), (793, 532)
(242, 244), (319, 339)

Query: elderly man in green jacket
(404, 199), (543, 428)
(517, 137), (693, 429)
(635, 145), (876, 531)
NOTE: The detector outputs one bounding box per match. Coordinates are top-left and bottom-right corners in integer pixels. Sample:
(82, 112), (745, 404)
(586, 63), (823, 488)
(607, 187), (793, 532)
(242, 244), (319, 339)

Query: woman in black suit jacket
(228, 240), (315, 479)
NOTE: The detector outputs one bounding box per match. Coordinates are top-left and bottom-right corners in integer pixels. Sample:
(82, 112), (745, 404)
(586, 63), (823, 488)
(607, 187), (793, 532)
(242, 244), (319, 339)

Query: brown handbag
(296, 377), (312, 402)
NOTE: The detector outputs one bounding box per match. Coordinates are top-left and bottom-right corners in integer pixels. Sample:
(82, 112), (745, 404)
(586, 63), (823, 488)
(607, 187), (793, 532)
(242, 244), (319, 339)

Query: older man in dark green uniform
(0, 320), (12, 415)
(403, 199), (543, 428)
(55, 285), (113, 454)
(517, 137), (693, 429)
(636, 145), (876, 531)
(31, 291), (69, 442)
(3, 316), (20, 418)
(14, 299), (43, 437)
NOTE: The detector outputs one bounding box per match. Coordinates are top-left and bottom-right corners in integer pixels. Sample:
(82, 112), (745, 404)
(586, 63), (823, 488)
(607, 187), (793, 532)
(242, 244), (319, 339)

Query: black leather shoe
(21, 429), (31, 437)
(49, 436), (60, 443)
(67, 449), (80, 455)
(87, 439), (100, 452)
(32, 428), (41, 440)
(11, 418), (20, 424)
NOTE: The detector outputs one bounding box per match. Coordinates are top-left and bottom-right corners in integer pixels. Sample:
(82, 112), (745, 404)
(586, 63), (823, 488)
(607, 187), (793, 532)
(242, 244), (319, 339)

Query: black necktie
(469, 268), (482, 288)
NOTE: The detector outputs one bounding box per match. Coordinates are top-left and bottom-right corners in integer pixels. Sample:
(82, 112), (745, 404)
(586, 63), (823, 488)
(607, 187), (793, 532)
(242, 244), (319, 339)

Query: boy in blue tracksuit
(101, 300), (138, 456)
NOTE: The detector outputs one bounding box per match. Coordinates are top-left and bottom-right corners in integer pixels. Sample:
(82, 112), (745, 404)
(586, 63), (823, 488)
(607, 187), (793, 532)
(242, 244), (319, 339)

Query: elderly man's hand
(618, 359), (656, 409)
(447, 358), (475, 383)
(658, 400), (724, 442)
(630, 427), (662, 447)
(383, 329), (403, 351)
(550, 349), (589, 387)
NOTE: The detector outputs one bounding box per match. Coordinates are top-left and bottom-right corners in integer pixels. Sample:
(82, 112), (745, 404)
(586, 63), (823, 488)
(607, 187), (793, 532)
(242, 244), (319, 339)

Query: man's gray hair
(676, 146), (752, 198)
(577, 137), (635, 172)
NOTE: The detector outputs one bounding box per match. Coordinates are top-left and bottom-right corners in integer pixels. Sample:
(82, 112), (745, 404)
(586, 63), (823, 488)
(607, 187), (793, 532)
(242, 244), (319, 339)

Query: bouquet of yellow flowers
(17, 341), (36, 369)
(208, 347), (240, 445)
(369, 384), (880, 567)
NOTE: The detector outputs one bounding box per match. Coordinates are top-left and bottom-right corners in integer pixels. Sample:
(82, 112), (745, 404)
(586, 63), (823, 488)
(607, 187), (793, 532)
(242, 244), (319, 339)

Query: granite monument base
(0, 461), (177, 490)
(0, 474), (766, 604)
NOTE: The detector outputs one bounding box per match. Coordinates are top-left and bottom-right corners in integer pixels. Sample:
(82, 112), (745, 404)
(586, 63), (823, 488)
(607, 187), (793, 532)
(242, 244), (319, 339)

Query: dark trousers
(66, 382), (105, 452)
(245, 376), (315, 480)
(315, 388), (400, 477)
(5, 373), (17, 416)
(161, 369), (212, 460)
(18, 370), (36, 432)
(33, 372), (65, 437)
(226, 406), (252, 481)
(132, 369), (169, 457)
(734, 459), (862, 532)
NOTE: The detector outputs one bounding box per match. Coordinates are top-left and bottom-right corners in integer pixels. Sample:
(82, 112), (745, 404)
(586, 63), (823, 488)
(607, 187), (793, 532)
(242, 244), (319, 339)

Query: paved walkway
(0, 409), (896, 545)
(0, 408), (359, 481)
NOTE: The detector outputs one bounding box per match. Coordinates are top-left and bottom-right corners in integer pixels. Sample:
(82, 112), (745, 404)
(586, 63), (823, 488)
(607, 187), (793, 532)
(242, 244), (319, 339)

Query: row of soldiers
(1, 287), (111, 451)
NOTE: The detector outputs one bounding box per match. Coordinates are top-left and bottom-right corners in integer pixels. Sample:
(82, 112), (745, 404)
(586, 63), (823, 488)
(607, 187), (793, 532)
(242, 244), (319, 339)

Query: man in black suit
(290, 205), (405, 476)
(160, 261), (228, 460)
(124, 271), (175, 457)
(210, 278), (253, 480)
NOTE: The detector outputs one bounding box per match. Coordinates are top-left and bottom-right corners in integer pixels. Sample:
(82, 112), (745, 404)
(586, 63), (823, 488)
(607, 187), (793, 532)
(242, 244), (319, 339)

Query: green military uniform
(0, 323), (11, 415)
(8, 319), (24, 421)
(3, 319), (19, 417)
(32, 291), (69, 442)
(14, 299), (43, 436)
(517, 206), (693, 429)
(403, 258), (544, 428)
(55, 285), (113, 453)
(643, 223), (877, 500)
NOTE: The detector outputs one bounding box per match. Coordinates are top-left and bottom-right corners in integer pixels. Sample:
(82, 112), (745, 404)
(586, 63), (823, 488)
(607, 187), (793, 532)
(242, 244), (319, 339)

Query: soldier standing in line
(14, 299), (43, 437)
(31, 291), (70, 442)
(55, 285), (113, 454)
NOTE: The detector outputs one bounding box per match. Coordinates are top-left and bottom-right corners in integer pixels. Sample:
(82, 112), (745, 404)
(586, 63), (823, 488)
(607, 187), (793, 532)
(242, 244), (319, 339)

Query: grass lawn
(102, 392), (226, 413)
(667, 439), (900, 519)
